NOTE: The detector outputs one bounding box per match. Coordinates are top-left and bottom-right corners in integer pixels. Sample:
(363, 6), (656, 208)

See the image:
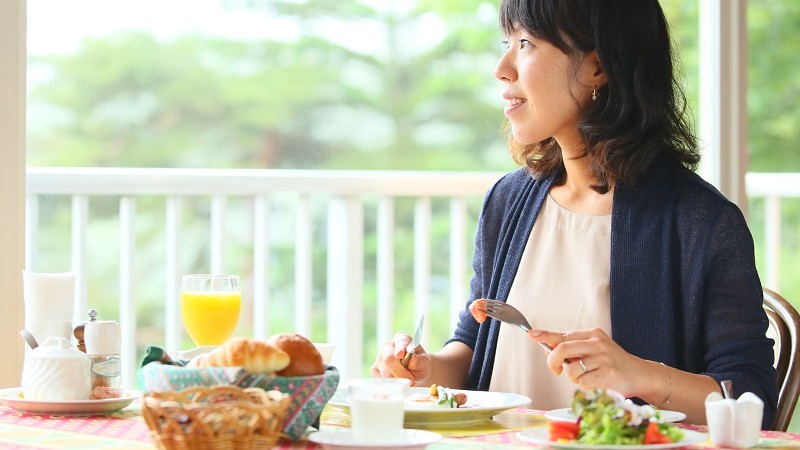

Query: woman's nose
(494, 53), (516, 82)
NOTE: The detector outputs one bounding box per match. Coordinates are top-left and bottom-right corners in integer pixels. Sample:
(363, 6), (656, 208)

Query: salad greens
(436, 386), (458, 408)
(570, 389), (685, 445)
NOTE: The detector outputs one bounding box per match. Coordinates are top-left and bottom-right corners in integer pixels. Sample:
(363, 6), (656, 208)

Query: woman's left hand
(527, 328), (653, 398)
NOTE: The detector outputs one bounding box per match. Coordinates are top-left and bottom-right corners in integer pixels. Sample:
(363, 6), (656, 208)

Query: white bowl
(167, 345), (218, 362)
(313, 343), (336, 365)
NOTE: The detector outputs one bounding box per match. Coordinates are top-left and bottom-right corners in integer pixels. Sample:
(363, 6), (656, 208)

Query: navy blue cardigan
(448, 159), (778, 429)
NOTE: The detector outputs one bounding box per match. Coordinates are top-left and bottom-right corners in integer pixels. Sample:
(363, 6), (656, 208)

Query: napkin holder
(22, 271), (75, 344)
(705, 391), (764, 448)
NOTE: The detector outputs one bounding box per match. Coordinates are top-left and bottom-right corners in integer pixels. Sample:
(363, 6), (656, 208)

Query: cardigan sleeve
(446, 170), (521, 350)
(699, 202), (778, 429)
(447, 185), (492, 350)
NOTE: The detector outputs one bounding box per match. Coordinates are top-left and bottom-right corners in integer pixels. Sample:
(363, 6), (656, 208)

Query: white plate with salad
(517, 427), (707, 449)
(545, 407), (686, 423)
(327, 386), (531, 427)
(530, 389), (705, 448)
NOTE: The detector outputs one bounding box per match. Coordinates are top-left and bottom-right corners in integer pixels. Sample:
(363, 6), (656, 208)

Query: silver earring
(592, 88), (598, 101)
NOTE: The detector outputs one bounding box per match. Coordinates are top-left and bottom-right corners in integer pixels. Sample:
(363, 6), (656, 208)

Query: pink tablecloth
(0, 404), (798, 449)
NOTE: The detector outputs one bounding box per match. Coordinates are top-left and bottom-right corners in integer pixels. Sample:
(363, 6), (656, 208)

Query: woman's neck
(549, 145), (614, 216)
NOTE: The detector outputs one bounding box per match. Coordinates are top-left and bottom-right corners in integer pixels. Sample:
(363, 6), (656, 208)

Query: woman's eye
(501, 39), (534, 52)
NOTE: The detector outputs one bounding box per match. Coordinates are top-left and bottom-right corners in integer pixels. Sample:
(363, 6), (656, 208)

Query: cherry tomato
(548, 420), (580, 441)
(643, 422), (673, 444)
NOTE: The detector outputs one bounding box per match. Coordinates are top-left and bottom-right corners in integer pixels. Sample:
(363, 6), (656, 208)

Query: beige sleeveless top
(489, 194), (612, 410)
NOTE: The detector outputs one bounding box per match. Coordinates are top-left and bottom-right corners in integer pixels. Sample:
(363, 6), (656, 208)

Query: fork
(477, 299), (555, 353)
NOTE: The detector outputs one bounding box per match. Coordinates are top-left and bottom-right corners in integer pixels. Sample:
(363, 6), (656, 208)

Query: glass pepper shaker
(84, 313), (123, 399)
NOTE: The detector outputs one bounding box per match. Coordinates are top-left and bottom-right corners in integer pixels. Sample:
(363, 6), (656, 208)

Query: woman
(371, 0), (777, 428)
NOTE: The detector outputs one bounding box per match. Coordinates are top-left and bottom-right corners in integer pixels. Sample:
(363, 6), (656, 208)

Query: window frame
(0, 0), (26, 387)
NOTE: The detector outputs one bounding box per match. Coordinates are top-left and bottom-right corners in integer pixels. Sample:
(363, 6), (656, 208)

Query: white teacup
(348, 378), (410, 443)
(21, 337), (91, 401)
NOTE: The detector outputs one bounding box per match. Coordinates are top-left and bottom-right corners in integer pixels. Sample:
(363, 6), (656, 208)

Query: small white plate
(308, 429), (441, 450)
(0, 387), (139, 415)
(545, 407), (686, 423)
(517, 427), (707, 449)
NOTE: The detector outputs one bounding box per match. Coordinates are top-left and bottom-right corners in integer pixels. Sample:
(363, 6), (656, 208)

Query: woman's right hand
(370, 331), (432, 386)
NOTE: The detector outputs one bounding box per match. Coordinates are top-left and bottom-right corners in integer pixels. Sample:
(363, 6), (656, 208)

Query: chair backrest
(763, 287), (800, 431)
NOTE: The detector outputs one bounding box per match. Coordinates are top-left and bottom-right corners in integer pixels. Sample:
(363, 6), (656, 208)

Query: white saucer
(0, 388), (139, 415)
(308, 429), (441, 450)
(545, 407), (686, 423)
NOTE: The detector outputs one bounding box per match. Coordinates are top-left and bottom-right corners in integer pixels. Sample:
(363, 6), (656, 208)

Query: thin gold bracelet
(653, 362), (673, 407)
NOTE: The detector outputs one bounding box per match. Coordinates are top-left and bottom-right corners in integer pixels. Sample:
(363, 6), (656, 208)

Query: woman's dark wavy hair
(500, 0), (699, 191)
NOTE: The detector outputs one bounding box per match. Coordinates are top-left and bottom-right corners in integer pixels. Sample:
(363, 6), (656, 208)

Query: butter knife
(400, 314), (424, 369)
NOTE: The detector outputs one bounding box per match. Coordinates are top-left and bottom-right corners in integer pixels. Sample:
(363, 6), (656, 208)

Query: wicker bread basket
(142, 385), (291, 450)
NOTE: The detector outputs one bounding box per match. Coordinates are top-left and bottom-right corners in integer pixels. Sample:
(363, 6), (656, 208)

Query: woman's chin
(511, 129), (536, 146)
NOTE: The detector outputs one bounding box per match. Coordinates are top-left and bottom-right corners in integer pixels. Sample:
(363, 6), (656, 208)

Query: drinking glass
(180, 274), (241, 346)
(348, 378), (409, 443)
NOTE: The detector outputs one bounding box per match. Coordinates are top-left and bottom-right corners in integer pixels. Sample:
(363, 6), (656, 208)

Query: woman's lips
(504, 97), (526, 116)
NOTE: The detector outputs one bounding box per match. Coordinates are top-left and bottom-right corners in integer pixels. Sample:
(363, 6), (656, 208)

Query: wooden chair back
(763, 287), (800, 431)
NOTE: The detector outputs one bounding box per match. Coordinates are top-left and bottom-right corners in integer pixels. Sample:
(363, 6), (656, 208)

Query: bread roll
(267, 333), (325, 377)
(188, 337), (290, 375)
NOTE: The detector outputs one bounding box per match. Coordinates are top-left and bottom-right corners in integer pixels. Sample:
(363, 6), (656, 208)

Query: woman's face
(494, 28), (594, 147)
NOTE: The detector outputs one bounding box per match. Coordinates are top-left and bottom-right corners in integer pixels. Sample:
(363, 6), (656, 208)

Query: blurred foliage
(28, 0), (510, 171)
(26, 0), (800, 426)
(748, 0), (800, 171)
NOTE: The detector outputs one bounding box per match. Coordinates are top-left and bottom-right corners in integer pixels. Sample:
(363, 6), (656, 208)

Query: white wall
(0, 0), (26, 388)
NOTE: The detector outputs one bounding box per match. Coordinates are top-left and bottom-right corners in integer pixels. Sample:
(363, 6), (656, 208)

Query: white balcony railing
(24, 168), (799, 386)
(745, 173), (800, 290)
(25, 168), (504, 384)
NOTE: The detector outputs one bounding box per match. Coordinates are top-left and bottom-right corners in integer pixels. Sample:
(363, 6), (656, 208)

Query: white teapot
(21, 337), (91, 401)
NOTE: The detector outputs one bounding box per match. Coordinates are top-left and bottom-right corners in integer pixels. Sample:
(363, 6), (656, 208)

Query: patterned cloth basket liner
(137, 364), (339, 440)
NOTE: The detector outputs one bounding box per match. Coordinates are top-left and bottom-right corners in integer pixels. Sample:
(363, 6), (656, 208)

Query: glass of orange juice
(180, 274), (241, 346)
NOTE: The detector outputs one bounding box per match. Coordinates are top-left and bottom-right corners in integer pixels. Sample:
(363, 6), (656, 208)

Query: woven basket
(138, 364), (340, 439)
(142, 385), (291, 450)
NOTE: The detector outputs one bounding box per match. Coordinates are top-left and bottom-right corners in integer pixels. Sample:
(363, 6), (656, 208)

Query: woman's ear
(583, 50), (608, 89)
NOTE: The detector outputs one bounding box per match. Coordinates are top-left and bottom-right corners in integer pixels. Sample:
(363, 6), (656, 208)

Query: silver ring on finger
(579, 359), (589, 374)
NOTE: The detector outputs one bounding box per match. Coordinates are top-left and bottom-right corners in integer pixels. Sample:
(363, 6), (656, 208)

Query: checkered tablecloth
(0, 404), (798, 449)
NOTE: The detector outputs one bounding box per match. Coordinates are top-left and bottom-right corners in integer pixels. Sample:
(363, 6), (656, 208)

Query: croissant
(188, 337), (290, 375)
